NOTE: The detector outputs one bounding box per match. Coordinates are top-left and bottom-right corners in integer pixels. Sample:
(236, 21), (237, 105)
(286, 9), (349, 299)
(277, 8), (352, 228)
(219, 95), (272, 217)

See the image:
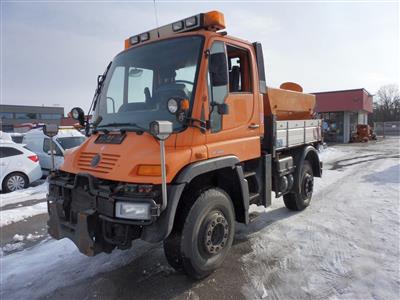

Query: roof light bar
(185, 16), (198, 28)
(124, 11), (225, 49)
(172, 21), (184, 32)
(140, 32), (150, 42)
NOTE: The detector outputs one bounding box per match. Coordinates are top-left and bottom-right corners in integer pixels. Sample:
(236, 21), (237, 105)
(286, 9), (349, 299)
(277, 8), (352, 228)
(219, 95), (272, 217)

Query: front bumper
(47, 172), (161, 256)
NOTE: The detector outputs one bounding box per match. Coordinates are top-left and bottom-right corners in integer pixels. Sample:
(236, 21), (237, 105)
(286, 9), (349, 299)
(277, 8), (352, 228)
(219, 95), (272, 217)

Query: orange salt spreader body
(47, 10), (323, 278)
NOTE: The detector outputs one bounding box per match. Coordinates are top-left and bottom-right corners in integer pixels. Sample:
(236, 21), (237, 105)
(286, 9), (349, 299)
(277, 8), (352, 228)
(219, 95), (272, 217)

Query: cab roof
(124, 11), (226, 50)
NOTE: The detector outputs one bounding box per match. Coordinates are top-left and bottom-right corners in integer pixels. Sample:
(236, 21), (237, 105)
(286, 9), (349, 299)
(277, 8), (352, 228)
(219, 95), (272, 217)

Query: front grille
(77, 152), (120, 174)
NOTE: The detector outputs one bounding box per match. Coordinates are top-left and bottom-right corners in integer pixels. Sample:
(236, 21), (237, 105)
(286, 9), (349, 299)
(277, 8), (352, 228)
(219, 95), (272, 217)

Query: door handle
(248, 123), (260, 129)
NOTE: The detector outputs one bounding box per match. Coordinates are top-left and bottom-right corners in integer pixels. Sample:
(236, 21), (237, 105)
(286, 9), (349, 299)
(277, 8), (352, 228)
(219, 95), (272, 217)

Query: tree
(371, 84), (400, 122)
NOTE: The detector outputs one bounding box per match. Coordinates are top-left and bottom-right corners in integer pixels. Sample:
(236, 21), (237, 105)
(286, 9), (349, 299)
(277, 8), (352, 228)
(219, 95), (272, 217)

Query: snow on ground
(0, 182), (48, 207)
(241, 141), (400, 299)
(0, 182), (48, 227)
(0, 139), (399, 300)
(0, 202), (47, 227)
(1, 238), (153, 299)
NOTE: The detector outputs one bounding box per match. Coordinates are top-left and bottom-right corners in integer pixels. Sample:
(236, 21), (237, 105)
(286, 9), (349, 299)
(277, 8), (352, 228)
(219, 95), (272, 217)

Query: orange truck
(47, 11), (322, 278)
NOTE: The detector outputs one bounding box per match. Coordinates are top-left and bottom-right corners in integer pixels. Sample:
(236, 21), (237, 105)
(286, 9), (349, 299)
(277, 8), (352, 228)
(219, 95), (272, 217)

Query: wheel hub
(204, 212), (229, 255)
(303, 174), (314, 198)
(7, 175), (25, 191)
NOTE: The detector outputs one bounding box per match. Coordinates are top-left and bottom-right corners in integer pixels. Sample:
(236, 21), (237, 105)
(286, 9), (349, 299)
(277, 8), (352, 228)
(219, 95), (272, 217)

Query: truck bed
(275, 119), (322, 150)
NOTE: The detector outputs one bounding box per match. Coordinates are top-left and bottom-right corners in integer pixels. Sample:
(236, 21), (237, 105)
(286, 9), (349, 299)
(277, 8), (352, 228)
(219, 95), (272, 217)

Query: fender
(292, 145), (322, 193)
(141, 155), (250, 243)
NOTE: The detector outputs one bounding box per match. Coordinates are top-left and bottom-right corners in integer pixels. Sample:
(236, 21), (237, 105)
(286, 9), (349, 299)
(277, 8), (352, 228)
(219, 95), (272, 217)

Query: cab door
(205, 39), (261, 161)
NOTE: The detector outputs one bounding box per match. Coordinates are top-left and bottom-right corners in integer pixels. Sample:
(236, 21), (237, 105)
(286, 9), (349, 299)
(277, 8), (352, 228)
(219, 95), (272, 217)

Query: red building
(313, 88), (373, 143)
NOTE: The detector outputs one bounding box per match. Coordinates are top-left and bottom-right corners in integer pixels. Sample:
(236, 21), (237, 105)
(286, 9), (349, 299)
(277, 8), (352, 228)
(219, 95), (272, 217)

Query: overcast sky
(2, 0), (399, 113)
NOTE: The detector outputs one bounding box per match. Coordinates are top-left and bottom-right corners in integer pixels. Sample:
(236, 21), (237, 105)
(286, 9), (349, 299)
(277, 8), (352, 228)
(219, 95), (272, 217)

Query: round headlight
(167, 98), (179, 114)
(71, 108), (80, 119)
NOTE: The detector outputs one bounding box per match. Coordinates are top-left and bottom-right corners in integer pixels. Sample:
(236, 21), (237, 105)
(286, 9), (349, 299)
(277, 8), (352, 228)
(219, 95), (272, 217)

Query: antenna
(153, 0), (160, 38)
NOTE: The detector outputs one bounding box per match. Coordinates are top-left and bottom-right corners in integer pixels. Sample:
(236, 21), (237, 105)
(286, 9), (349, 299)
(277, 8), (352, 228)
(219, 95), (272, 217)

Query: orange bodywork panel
(60, 132), (193, 184)
(264, 88), (315, 120)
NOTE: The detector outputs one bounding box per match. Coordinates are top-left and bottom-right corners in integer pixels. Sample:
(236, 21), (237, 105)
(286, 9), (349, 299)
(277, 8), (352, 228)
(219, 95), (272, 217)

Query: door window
(208, 41), (229, 133)
(43, 139), (63, 156)
(227, 45), (252, 93)
(0, 147), (23, 158)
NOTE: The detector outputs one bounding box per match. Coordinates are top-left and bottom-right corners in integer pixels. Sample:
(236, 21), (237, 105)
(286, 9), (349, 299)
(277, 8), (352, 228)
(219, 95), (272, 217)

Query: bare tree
(372, 84), (400, 122)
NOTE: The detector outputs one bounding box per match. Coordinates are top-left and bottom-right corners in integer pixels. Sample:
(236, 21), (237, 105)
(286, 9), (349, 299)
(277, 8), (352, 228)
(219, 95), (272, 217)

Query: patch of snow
(241, 142), (400, 300)
(0, 182), (48, 208)
(318, 146), (346, 163)
(12, 234), (25, 242)
(26, 234), (43, 241)
(0, 238), (153, 300)
(1, 242), (25, 255)
(0, 202), (47, 227)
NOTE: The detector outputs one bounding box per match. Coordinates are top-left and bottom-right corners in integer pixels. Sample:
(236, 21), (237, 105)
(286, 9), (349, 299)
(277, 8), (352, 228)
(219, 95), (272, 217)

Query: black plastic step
(244, 171), (257, 178)
(249, 192), (260, 202)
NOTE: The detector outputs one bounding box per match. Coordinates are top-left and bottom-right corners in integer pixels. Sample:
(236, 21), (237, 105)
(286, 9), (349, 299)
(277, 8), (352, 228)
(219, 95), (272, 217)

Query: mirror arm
(186, 117), (209, 133)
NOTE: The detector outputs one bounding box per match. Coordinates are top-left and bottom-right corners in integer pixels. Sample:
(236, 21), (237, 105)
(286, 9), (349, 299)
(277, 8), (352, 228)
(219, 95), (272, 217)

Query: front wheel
(283, 161), (314, 211)
(163, 188), (235, 279)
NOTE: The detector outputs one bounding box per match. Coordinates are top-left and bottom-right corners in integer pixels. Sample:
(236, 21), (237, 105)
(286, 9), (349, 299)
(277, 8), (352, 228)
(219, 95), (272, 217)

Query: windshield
(95, 36), (204, 131)
(57, 136), (86, 150)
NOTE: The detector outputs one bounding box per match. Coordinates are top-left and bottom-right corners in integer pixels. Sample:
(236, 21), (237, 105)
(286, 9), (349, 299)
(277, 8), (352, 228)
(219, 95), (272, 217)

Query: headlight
(167, 98), (179, 114)
(115, 202), (151, 220)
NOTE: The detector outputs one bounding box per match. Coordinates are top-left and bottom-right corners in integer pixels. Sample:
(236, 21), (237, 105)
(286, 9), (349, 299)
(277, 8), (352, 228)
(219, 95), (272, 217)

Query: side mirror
(209, 52), (228, 87)
(70, 107), (85, 127)
(217, 103), (229, 115)
(43, 124), (59, 138)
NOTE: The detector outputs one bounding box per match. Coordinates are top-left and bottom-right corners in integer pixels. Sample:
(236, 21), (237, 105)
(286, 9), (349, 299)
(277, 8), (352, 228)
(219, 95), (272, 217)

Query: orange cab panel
(61, 132), (191, 184)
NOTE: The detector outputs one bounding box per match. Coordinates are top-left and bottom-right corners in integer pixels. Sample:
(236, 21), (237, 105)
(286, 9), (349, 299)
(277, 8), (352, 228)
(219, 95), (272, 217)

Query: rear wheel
(163, 188), (235, 279)
(283, 161), (313, 211)
(2, 172), (28, 193)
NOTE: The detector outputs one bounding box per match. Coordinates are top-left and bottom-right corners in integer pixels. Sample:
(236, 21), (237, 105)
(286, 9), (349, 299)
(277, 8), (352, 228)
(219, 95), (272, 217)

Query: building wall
(314, 89), (373, 113)
(0, 105), (64, 132)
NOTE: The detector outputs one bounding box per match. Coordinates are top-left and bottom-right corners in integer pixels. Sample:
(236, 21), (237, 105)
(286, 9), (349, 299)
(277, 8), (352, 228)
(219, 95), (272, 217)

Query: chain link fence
(373, 121), (400, 136)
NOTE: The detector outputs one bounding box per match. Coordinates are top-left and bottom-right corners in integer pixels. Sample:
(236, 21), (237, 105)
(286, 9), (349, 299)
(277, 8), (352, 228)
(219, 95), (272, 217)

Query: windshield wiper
(97, 122), (148, 134)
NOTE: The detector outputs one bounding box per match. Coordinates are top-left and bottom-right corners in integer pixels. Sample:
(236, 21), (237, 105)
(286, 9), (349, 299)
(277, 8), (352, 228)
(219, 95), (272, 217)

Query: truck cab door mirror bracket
(212, 103), (229, 115)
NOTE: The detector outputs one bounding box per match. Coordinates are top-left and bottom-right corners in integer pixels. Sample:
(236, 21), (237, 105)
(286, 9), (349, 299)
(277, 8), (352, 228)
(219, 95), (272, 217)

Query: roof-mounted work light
(124, 11), (226, 49)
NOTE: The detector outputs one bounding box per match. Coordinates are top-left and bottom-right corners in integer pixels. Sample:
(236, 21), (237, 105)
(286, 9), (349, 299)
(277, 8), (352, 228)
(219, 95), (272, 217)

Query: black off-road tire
(283, 161), (314, 211)
(163, 188), (235, 279)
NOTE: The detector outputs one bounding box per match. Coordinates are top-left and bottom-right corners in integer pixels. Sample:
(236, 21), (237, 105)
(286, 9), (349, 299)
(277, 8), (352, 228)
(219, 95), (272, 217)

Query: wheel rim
(203, 211), (229, 255)
(7, 175), (25, 191)
(302, 173), (314, 199)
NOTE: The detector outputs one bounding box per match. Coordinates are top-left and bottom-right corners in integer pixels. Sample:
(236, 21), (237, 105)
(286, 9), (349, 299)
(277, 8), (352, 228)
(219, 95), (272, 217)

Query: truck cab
(47, 11), (322, 279)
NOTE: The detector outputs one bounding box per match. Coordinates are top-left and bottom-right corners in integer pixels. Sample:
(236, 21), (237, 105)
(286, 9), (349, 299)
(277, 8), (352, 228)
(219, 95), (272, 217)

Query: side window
(227, 45), (252, 93)
(106, 66), (125, 113)
(128, 68), (153, 103)
(43, 139), (63, 156)
(0, 147), (23, 158)
(208, 41), (229, 133)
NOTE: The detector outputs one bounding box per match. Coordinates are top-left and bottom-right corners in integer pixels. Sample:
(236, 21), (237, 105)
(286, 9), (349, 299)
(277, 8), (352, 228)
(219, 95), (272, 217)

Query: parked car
(10, 133), (25, 144)
(22, 127), (86, 175)
(0, 141), (42, 192)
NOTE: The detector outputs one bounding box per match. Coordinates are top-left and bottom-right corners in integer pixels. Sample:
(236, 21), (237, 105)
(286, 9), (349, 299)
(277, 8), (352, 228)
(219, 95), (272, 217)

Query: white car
(0, 141), (43, 193)
(23, 128), (86, 176)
